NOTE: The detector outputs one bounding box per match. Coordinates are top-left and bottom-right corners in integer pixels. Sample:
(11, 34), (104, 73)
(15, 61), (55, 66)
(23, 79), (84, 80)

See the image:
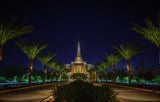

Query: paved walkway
(94, 83), (160, 102)
(0, 82), (160, 102)
(0, 83), (59, 102)
(112, 85), (160, 102)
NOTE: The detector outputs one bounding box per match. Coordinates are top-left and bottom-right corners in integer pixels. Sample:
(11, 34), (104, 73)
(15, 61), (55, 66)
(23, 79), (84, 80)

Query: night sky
(0, 0), (160, 71)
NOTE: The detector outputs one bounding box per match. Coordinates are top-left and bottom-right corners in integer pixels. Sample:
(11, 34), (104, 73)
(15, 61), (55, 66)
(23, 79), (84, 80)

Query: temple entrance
(71, 73), (87, 80)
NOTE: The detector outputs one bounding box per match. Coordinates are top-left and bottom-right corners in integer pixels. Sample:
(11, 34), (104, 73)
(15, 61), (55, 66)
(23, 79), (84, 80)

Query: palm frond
(47, 60), (57, 69)
(53, 60), (63, 71)
(132, 17), (160, 48)
(16, 39), (47, 59)
(0, 17), (33, 46)
(37, 52), (56, 65)
(113, 43), (144, 60)
(94, 60), (105, 71)
(107, 53), (122, 65)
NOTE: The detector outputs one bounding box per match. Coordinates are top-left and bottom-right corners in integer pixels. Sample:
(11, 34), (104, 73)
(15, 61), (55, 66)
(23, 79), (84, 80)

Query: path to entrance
(0, 82), (67, 102)
(94, 83), (160, 102)
(113, 85), (160, 102)
(0, 82), (160, 102)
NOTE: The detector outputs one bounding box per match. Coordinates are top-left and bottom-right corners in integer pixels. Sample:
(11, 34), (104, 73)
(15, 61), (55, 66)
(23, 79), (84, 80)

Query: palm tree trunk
(96, 72), (97, 82)
(159, 47), (160, 64)
(56, 70), (57, 82)
(43, 64), (46, 84)
(29, 59), (33, 85)
(90, 71), (93, 82)
(127, 60), (131, 85)
(62, 73), (63, 81)
(113, 64), (116, 84)
(61, 72), (62, 82)
(51, 68), (53, 82)
(105, 68), (108, 82)
(0, 44), (2, 61)
(101, 71), (102, 83)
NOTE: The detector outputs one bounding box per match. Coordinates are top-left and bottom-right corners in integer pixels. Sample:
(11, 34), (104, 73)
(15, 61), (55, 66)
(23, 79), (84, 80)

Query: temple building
(65, 41), (93, 77)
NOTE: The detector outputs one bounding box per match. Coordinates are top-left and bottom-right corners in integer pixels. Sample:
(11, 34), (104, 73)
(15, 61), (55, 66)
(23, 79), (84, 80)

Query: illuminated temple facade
(65, 41), (93, 77)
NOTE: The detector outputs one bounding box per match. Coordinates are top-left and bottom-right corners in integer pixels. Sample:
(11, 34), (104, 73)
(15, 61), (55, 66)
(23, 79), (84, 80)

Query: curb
(116, 97), (126, 102)
(40, 95), (54, 102)
(109, 83), (160, 94)
(0, 83), (56, 94)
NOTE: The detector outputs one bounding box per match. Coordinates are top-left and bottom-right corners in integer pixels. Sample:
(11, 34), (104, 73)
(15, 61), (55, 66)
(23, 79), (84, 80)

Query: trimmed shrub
(53, 80), (117, 102)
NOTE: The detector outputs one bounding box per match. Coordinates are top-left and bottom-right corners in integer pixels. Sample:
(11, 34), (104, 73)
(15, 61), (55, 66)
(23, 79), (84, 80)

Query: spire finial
(75, 41), (83, 61)
(77, 41), (81, 57)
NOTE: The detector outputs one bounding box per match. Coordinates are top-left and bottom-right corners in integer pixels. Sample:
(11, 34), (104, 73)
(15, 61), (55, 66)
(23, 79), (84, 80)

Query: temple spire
(77, 41), (81, 57)
(75, 41), (83, 61)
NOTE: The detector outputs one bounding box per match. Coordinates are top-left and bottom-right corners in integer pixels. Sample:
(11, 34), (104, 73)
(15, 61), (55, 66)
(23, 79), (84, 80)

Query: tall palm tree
(88, 68), (94, 82)
(0, 17), (33, 60)
(101, 55), (111, 82)
(113, 43), (144, 85)
(59, 65), (65, 82)
(47, 60), (57, 82)
(16, 39), (47, 85)
(92, 65), (99, 82)
(106, 53), (122, 84)
(89, 65), (98, 82)
(95, 60), (105, 83)
(62, 69), (68, 81)
(37, 52), (56, 84)
(54, 61), (62, 82)
(132, 17), (160, 64)
(94, 67), (99, 82)
(59, 64), (65, 81)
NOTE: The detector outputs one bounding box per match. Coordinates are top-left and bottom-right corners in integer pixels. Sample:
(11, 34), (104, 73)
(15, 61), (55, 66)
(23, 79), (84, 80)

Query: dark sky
(0, 0), (160, 71)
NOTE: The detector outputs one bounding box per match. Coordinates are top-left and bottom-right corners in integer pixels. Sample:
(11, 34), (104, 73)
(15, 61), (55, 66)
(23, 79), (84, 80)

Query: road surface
(0, 83), (58, 102)
(112, 85), (160, 102)
(0, 82), (160, 102)
(94, 83), (160, 102)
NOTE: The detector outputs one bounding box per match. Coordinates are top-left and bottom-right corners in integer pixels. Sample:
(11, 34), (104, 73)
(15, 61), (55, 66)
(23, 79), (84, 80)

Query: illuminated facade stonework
(65, 41), (93, 77)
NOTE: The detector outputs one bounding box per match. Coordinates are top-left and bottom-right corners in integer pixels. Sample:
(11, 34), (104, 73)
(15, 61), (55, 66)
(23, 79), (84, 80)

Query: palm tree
(59, 65), (65, 82)
(47, 60), (57, 82)
(106, 53), (122, 84)
(88, 66), (95, 82)
(0, 17), (33, 61)
(94, 67), (99, 82)
(95, 60), (105, 82)
(91, 65), (99, 82)
(132, 17), (160, 64)
(63, 69), (69, 81)
(113, 43), (143, 85)
(101, 55), (111, 82)
(54, 61), (62, 82)
(16, 39), (47, 85)
(37, 52), (56, 84)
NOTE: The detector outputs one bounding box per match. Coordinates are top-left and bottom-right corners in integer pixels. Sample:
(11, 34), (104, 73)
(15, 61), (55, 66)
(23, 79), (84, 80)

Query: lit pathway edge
(93, 82), (160, 102)
(108, 83), (160, 94)
(0, 82), (61, 94)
